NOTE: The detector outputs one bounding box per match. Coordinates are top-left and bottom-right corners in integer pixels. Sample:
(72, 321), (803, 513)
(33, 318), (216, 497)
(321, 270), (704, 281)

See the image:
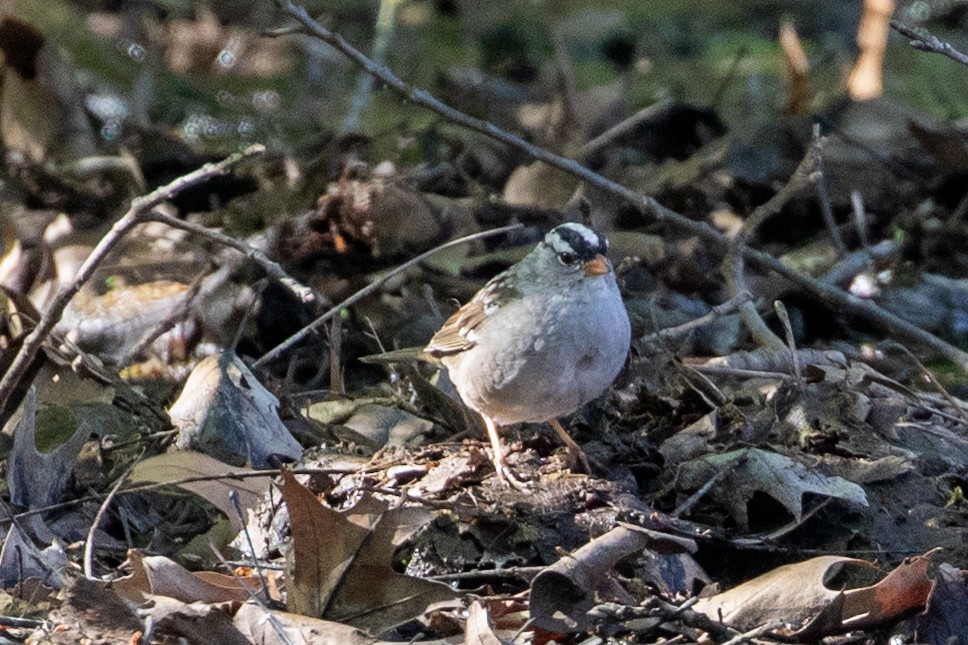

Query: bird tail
(358, 346), (427, 364)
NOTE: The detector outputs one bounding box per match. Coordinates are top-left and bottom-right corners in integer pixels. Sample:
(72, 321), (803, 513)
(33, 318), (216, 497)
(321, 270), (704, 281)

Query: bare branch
(639, 291), (752, 345)
(0, 465), (356, 530)
(724, 137), (823, 350)
(142, 210), (317, 304)
(891, 20), (968, 67)
(0, 145), (265, 416)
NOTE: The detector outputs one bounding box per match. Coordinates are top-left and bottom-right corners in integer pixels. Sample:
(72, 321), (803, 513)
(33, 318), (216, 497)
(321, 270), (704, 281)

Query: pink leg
(482, 416), (527, 489)
(548, 418), (592, 474)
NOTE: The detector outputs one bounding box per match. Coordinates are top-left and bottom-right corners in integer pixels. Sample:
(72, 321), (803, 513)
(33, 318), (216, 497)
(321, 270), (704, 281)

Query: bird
(370, 222), (631, 487)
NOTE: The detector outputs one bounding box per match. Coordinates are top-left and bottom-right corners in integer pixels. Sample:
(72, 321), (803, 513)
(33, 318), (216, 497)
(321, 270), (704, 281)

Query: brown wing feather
(424, 297), (485, 357)
(424, 272), (520, 358)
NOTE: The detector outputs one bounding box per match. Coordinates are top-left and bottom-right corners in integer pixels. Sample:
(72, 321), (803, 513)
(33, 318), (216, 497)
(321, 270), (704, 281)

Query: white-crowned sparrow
(422, 222), (631, 486)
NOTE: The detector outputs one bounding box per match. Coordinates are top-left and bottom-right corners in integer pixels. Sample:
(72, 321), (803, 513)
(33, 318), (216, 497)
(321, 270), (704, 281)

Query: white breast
(444, 275), (630, 425)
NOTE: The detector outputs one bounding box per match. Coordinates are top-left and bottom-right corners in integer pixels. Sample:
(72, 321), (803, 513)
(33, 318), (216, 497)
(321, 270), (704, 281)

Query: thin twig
(272, 1), (968, 371)
(118, 271), (205, 368)
(578, 98), (674, 161)
(209, 544), (295, 645)
(0, 145), (265, 416)
(671, 459), (739, 518)
(329, 315), (344, 394)
(428, 566), (544, 583)
(0, 615), (44, 629)
(253, 223), (523, 369)
(551, 26), (582, 139)
(225, 560), (285, 570)
(773, 300), (802, 385)
(229, 490), (272, 601)
(725, 138), (824, 350)
(709, 46), (749, 110)
(84, 462), (137, 580)
(640, 291), (752, 345)
(141, 209), (316, 304)
(811, 128), (847, 257)
(719, 619), (782, 645)
(0, 465), (357, 530)
(891, 20), (968, 67)
(341, 0), (401, 134)
(692, 364), (792, 380)
(850, 190), (870, 250)
(888, 343), (968, 429)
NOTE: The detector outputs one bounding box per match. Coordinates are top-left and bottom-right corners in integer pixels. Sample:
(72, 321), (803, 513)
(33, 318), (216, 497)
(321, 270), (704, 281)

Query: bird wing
(424, 273), (519, 358)
(424, 295), (486, 357)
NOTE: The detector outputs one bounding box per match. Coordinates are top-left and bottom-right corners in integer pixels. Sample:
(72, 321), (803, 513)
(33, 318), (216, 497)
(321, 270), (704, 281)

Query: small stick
(141, 209), (316, 304)
(0, 615), (44, 629)
(724, 137), (824, 351)
(253, 224), (523, 369)
(230, 490), (272, 602)
(578, 99), (674, 161)
(811, 127), (847, 257)
(709, 47), (748, 111)
(209, 543), (294, 645)
(719, 620), (782, 645)
(692, 365), (792, 380)
(427, 565), (543, 583)
(639, 291), (752, 344)
(0, 465), (358, 530)
(671, 461), (735, 519)
(850, 190), (870, 250)
(118, 271), (205, 367)
(341, 0), (401, 134)
(774, 300), (802, 385)
(891, 20), (968, 67)
(889, 342), (968, 429)
(329, 315), (344, 394)
(84, 464), (135, 580)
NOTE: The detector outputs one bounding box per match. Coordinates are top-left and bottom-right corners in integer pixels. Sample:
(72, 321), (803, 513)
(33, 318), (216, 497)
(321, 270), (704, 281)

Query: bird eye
(558, 251), (578, 265)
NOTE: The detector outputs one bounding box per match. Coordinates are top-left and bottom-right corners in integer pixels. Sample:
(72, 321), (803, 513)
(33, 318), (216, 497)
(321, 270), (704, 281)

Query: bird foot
(491, 453), (530, 490)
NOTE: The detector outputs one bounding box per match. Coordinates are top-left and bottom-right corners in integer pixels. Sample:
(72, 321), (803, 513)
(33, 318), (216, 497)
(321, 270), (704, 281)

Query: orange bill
(583, 254), (610, 277)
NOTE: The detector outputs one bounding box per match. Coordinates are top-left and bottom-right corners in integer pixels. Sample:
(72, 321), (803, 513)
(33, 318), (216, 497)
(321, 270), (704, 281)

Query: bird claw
(492, 453), (530, 490)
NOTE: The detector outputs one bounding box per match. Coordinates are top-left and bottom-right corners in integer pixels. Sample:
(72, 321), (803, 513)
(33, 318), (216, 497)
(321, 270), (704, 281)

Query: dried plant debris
(529, 524), (696, 633)
(694, 550), (935, 638)
(672, 447), (869, 530)
(6, 388), (88, 511)
(10, 2), (968, 643)
(113, 549), (261, 605)
(168, 351), (302, 467)
(129, 452), (273, 532)
(278, 471), (458, 632)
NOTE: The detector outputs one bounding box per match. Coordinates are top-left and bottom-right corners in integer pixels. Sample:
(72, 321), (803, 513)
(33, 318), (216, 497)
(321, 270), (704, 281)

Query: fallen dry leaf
(168, 351), (302, 467)
(675, 447), (868, 530)
(129, 451), (273, 532)
(7, 388), (89, 510)
(41, 577), (141, 645)
(694, 550), (936, 636)
(279, 470), (457, 633)
(113, 549), (261, 605)
(914, 562), (968, 645)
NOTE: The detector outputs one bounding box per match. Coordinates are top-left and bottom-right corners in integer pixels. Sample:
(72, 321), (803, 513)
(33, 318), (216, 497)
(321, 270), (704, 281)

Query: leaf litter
(3, 0), (968, 643)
